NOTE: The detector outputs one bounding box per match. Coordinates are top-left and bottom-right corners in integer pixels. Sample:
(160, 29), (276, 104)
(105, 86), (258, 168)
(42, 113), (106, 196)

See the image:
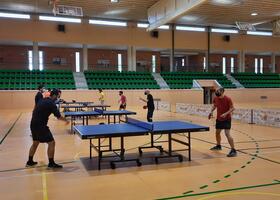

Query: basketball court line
(0, 160), (76, 173)
(1, 112), (278, 200)
(156, 181), (280, 200)
(225, 139), (280, 144)
(0, 113), (22, 145)
(41, 172), (48, 200)
(258, 150), (280, 155)
(238, 146), (280, 151)
(196, 192), (280, 200)
(191, 136), (280, 165)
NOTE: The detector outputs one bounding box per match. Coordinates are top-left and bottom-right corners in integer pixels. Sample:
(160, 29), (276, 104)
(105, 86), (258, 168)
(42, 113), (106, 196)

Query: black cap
(50, 88), (59, 96)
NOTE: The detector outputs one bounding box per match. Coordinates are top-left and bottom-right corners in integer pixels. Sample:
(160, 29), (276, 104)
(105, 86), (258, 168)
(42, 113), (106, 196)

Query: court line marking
(0, 134), (163, 174)
(42, 172), (48, 200)
(0, 160), (76, 174)
(231, 139), (280, 144)
(177, 126), (261, 195)
(196, 192), (280, 200)
(238, 146), (280, 151)
(259, 150), (280, 155)
(0, 133), (163, 174)
(191, 137), (280, 165)
(164, 126), (279, 199)
(0, 170), (65, 180)
(156, 182), (280, 200)
(0, 113), (22, 145)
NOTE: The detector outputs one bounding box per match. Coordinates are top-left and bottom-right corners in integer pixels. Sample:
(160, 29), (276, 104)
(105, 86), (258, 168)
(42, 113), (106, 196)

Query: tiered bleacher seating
(231, 73), (280, 88)
(0, 69), (75, 90)
(85, 71), (160, 89)
(160, 72), (236, 89)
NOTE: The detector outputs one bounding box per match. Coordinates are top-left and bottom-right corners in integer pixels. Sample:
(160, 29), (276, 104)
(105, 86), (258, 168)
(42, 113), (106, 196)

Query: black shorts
(216, 119), (231, 130)
(30, 125), (54, 143)
(119, 104), (126, 110)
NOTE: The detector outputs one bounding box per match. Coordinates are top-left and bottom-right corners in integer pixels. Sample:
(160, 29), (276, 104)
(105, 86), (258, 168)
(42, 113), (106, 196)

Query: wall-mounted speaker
(57, 24), (65, 32)
(151, 30), (159, 38)
(223, 35), (230, 42)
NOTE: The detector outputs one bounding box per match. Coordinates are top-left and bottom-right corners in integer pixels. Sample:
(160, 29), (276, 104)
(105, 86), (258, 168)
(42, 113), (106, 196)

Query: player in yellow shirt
(98, 88), (105, 105)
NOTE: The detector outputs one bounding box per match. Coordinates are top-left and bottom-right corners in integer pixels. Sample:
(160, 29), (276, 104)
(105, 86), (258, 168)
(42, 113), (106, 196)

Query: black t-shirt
(31, 98), (61, 127)
(35, 92), (43, 106)
(147, 94), (155, 110)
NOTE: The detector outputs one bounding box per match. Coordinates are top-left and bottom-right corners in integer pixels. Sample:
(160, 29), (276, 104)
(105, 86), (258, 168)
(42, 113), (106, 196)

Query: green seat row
(161, 72), (236, 89)
(232, 73), (280, 88)
(0, 69), (75, 90)
(86, 71), (160, 90)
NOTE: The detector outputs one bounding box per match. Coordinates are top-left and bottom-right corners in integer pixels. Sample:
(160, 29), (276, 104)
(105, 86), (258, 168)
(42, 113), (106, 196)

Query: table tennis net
(94, 108), (104, 114)
(127, 118), (153, 131)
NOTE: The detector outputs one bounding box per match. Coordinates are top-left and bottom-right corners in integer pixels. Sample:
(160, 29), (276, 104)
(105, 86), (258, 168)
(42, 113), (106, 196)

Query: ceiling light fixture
(176, 26), (205, 32)
(39, 16), (81, 23)
(211, 28), (238, 34)
(251, 12), (258, 16)
(0, 12), (30, 19)
(111, 0), (119, 3)
(247, 31), (272, 36)
(89, 19), (127, 27)
(137, 23), (149, 28)
(211, 0), (243, 6)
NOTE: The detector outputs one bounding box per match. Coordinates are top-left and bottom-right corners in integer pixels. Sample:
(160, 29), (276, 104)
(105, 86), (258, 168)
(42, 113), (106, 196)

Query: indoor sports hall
(0, 1), (279, 200)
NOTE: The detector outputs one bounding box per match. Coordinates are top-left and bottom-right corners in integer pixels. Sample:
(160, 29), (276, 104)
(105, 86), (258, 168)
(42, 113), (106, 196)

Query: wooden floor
(0, 107), (279, 200)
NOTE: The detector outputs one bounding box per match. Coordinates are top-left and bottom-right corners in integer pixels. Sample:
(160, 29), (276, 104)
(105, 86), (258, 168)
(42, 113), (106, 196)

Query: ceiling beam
(147, 0), (207, 31)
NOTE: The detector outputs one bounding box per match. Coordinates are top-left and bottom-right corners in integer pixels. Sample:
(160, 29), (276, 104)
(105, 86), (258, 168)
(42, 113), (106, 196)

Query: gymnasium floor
(0, 107), (279, 200)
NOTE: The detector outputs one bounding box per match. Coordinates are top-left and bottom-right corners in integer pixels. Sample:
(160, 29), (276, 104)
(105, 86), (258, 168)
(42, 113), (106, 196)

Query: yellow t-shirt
(99, 92), (105, 101)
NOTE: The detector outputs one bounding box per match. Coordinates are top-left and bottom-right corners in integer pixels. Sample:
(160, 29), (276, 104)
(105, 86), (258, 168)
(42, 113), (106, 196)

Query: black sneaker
(210, 145), (222, 150)
(48, 162), (63, 169)
(26, 161), (38, 167)
(227, 149), (237, 157)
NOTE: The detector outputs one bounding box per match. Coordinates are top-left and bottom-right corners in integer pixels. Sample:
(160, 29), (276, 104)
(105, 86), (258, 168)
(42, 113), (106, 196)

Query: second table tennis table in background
(60, 104), (111, 112)
(64, 109), (137, 132)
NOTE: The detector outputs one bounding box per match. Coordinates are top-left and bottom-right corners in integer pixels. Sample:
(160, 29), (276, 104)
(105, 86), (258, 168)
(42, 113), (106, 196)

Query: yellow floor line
(41, 172), (48, 200)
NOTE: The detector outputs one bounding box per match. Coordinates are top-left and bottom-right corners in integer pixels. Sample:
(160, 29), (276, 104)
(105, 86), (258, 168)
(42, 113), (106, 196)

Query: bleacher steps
(152, 73), (170, 89)
(226, 74), (244, 88)
(73, 72), (88, 90)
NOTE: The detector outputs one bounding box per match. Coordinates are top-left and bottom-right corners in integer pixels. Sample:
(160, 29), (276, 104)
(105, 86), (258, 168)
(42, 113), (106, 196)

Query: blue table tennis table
(74, 118), (209, 170)
(60, 104), (111, 112)
(64, 109), (137, 131)
(60, 101), (94, 105)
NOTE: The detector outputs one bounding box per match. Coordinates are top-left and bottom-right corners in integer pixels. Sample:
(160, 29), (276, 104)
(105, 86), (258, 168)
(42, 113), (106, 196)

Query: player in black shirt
(26, 89), (69, 168)
(34, 84), (45, 108)
(140, 90), (155, 122)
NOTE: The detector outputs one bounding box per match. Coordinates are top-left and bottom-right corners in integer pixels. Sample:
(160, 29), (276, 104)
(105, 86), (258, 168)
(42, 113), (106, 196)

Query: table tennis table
(60, 104), (111, 112)
(64, 109), (137, 129)
(60, 101), (95, 105)
(73, 118), (209, 170)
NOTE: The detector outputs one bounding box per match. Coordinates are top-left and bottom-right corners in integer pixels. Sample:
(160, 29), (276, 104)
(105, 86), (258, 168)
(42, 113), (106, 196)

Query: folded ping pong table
(73, 118), (209, 170)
